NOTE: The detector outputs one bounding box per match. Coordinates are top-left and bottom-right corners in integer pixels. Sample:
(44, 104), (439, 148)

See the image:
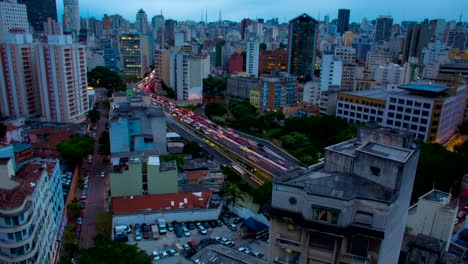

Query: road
(166, 114), (265, 186)
(79, 91), (109, 248)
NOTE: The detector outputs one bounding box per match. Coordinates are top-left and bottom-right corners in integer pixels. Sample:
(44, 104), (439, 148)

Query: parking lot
(120, 215), (269, 263)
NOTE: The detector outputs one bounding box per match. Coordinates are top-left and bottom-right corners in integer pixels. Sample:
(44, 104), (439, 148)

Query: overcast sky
(57, 0), (468, 24)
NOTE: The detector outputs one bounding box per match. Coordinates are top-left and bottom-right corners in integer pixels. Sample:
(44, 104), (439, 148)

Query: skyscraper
(36, 35), (88, 122)
(246, 38), (259, 77)
(120, 33), (142, 78)
(164, 19), (176, 48)
(287, 13), (318, 79)
(135, 9), (149, 34)
(337, 9), (350, 35)
(375, 16), (393, 42)
(0, 0), (29, 33)
(152, 14), (165, 49)
(402, 22), (432, 63)
(62, 0), (80, 37)
(0, 33), (39, 118)
(19, 0), (57, 34)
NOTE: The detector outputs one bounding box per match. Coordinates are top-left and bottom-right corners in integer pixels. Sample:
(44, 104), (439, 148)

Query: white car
(160, 251), (168, 258)
(183, 228), (191, 237)
(135, 231), (142, 241)
(100, 171), (105, 178)
(152, 251), (160, 260)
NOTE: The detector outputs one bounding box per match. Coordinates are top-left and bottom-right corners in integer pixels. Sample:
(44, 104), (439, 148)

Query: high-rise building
(0, 154), (65, 264)
(420, 40), (449, 79)
(337, 9), (350, 35)
(152, 14), (165, 49)
(36, 35), (88, 122)
(43, 17), (63, 35)
(373, 64), (404, 84)
(366, 48), (394, 72)
(240, 18), (252, 40)
(259, 73), (298, 111)
(19, 0), (57, 34)
(320, 54), (342, 91)
(267, 124), (420, 264)
(335, 81), (466, 143)
(375, 16), (393, 42)
(0, 0), (29, 33)
(0, 33), (39, 119)
(447, 25), (468, 51)
(62, 0), (80, 37)
(120, 33), (141, 77)
(135, 9), (149, 34)
(259, 48), (288, 75)
(335, 47), (356, 91)
(402, 22), (432, 63)
(343, 31), (354, 46)
(154, 49), (170, 89)
(164, 19), (176, 48)
(246, 38), (259, 77)
(287, 13), (318, 79)
(172, 52), (209, 101)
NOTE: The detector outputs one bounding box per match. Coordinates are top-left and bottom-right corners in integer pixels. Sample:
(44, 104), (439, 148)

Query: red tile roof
(0, 163), (42, 209)
(29, 128), (77, 158)
(112, 192), (212, 215)
(187, 170), (208, 182)
(6, 124), (20, 132)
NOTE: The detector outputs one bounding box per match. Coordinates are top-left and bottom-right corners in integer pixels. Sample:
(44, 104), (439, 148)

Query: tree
(203, 76), (227, 98)
(101, 99), (111, 110)
(183, 141), (201, 157)
(161, 81), (175, 98)
(68, 201), (81, 219)
(454, 140), (468, 156)
(77, 235), (151, 264)
(57, 135), (95, 161)
(220, 182), (244, 207)
(281, 132), (311, 150)
(259, 43), (267, 51)
(87, 107), (100, 123)
(87, 66), (127, 93)
(459, 121), (468, 135)
(98, 131), (110, 155)
(252, 181), (272, 205)
(95, 213), (112, 238)
(204, 102), (227, 118)
(62, 225), (78, 256)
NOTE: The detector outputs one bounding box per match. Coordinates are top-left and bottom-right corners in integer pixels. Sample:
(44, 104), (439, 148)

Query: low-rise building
(226, 76), (259, 101)
(267, 124), (420, 264)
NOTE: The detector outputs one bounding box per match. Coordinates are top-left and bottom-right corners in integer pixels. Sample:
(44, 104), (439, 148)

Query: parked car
(197, 225), (207, 235)
(203, 221), (210, 229)
(209, 220), (218, 228)
(183, 243), (190, 251)
(167, 223), (174, 232)
(135, 230), (142, 241)
(233, 217), (244, 225)
(152, 251), (160, 260)
(187, 222), (196, 230)
(134, 224), (141, 233)
(224, 240), (235, 247)
(220, 217), (229, 225)
(160, 251), (168, 258)
(142, 224), (150, 239)
(227, 223), (237, 231)
(250, 251), (264, 258)
(187, 241), (197, 248)
(168, 248), (178, 256)
(238, 247), (251, 254)
(175, 243), (184, 252)
(183, 227), (191, 237)
(217, 220), (223, 226)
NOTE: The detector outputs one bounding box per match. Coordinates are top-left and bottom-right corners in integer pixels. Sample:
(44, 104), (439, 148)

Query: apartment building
(0, 33), (40, 119)
(0, 0), (29, 33)
(246, 38), (259, 77)
(36, 35), (88, 122)
(226, 76), (259, 101)
(259, 73), (298, 111)
(153, 49), (170, 90)
(268, 124), (419, 264)
(0, 157), (65, 264)
(335, 82), (465, 143)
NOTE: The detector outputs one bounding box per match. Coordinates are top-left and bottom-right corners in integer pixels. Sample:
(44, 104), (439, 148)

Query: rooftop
(420, 189), (451, 203)
(358, 142), (413, 163)
(400, 84), (447, 93)
(0, 160), (57, 209)
(112, 192), (212, 214)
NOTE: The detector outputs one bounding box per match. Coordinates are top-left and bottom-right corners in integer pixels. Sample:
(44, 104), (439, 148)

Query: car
(160, 251), (168, 258)
(175, 243), (184, 252)
(87, 155), (92, 163)
(115, 233), (128, 242)
(183, 228), (191, 237)
(187, 241), (196, 248)
(167, 223), (174, 232)
(135, 230), (142, 241)
(142, 224), (150, 239)
(233, 217), (244, 225)
(209, 220), (218, 228)
(224, 240), (235, 247)
(174, 227), (183, 238)
(227, 223), (237, 231)
(238, 247), (251, 254)
(220, 217), (229, 225)
(251, 251), (264, 258)
(100, 171), (105, 178)
(197, 225), (207, 235)
(80, 193), (87, 200)
(196, 221), (202, 227)
(203, 221), (210, 229)
(77, 217), (82, 224)
(168, 248), (178, 256)
(183, 243), (190, 251)
(79, 201), (86, 209)
(153, 250), (161, 260)
(217, 220), (223, 226)
(187, 222), (196, 230)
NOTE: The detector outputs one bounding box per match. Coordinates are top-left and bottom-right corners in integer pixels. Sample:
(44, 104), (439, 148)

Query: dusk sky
(57, 0), (468, 23)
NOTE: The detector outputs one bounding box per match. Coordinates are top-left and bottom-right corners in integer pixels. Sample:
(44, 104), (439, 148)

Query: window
(422, 111), (429, 116)
(414, 109), (420, 115)
(387, 120), (393, 125)
(395, 121), (401, 127)
(423, 103), (430, 109)
(389, 105), (395, 110)
(355, 211), (373, 226)
(8, 233), (13, 240)
(313, 208), (339, 224)
(388, 112), (395, 118)
(370, 166), (381, 176)
(412, 117), (419, 122)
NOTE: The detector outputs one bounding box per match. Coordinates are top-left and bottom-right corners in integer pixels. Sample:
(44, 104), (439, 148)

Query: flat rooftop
(190, 244), (267, 264)
(420, 189), (450, 202)
(344, 88), (388, 100)
(358, 142), (413, 163)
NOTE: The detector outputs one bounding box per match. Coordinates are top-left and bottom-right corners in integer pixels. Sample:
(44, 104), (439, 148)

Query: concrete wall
(112, 206), (222, 226)
(150, 116), (167, 155)
(110, 161), (143, 197)
(147, 163), (178, 195)
(110, 118), (130, 153)
(352, 152), (401, 190)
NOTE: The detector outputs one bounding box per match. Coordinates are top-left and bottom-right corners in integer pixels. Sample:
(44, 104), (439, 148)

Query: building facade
(374, 16), (393, 42)
(320, 55), (342, 92)
(337, 9), (350, 35)
(259, 49), (288, 75)
(154, 49), (170, 90)
(288, 13), (318, 79)
(36, 35), (88, 122)
(246, 38), (259, 77)
(62, 0), (80, 37)
(120, 33), (141, 77)
(0, 0), (29, 33)
(336, 82), (466, 143)
(267, 124), (420, 264)
(20, 0), (57, 34)
(0, 33), (40, 119)
(259, 73), (298, 111)
(0, 157), (65, 264)
(373, 64), (404, 85)
(226, 76), (259, 101)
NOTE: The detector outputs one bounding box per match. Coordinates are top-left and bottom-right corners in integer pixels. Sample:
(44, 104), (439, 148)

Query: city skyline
(56, 0), (468, 23)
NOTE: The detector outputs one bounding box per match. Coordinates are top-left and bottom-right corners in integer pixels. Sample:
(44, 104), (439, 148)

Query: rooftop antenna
(205, 8), (208, 24)
(201, 9), (203, 22)
(160, 10), (163, 16)
(219, 9), (222, 23)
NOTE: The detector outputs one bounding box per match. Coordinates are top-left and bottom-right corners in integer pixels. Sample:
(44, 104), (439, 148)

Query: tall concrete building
(320, 54), (342, 92)
(62, 0), (80, 37)
(0, 33), (40, 119)
(120, 33), (141, 77)
(259, 73), (298, 111)
(154, 49), (170, 90)
(373, 64), (404, 85)
(164, 19), (176, 48)
(152, 14), (165, 49)
(259, 49), (288, 75)
(375, 16), (393, 42)
(19, 0), (57, 34)
(0, 0), (29, 33)
(337, 9), (350, 35)
(402, 22), (432, 63)
(335, 47), (356, 91)
(0, 156), (65, 264)
(336, 82), (466, 143)
(36, 35), (88, 122)
(420, 41), (449, 79)
(267, 124), (420, 264)
(43, 17), (63, 35)
(246, 38), (259, 77)
(288, 13), (318, 79)
(109, 95), (167, 155)
(173, 52), (209, 101)
(135, 9), (149, 34)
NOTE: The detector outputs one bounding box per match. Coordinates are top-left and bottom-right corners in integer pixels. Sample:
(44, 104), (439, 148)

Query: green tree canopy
(204, 102), (227, 118)
(87, 107), (100, 124)
(77, 235), (151, 264)
(57, 135), (95, 161)
(454, 140), (468, 157)
(183, 141), (201, 157)
(203, 76), (227, 98)
(95, 213), (112, 238)
(161, 80), (175, 98)
(87, 66), (127, 92)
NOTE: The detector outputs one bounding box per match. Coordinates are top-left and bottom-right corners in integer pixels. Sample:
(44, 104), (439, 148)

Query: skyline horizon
(55, 0), (468, 25)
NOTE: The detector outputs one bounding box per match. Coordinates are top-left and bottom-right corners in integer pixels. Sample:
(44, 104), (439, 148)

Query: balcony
(339, 253), (370, 264)
(276, 236), (301, 251)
